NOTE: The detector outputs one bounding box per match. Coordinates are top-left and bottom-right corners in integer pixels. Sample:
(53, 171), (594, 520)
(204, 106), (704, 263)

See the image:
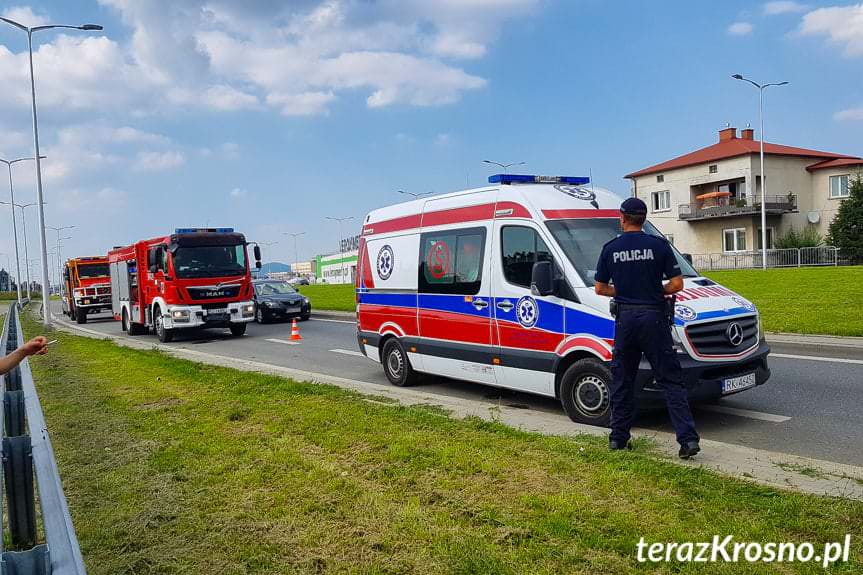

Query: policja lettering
(613, 248), (654, 263)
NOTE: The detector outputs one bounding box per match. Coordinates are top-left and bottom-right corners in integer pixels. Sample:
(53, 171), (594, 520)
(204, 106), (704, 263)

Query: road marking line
(310, 317), (355, 324)
(772, 353), (863, 366)
(330, 348), (365, 357)
(698, 405), (791, 423)
(265, 338), (302, 346)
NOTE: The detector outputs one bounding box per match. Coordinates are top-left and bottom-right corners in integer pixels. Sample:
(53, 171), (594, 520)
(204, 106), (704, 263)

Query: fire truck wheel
(121, 309), (129, 332)
(154, 307), (174, 343)
(230, 323), (247, 337)
(76, 309), (88, 324)
(559, 358), (612, 427)
(381, 338), (419, 387)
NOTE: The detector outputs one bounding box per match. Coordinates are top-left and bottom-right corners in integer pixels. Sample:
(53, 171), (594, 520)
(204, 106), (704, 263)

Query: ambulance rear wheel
(559, 358), (612, 427)
(382, 338), (419, 387)
(154, 307), (174, 343)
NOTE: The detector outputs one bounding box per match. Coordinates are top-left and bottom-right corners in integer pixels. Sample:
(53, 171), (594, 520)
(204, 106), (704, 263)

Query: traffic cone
(290, 318), (302, 341)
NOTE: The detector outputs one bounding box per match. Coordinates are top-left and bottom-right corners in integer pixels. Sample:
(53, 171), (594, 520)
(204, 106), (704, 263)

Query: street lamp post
(325, 217), (354, 284)
(732, 74), (789, 270)
(1, 15), (103, 324)
(397, 190), (433, 198)
(0, 157), (39, 305)
(483, 160), (525, 174)
(283, 232), (306, 276)
(1, 196), (41, 301)
(47, 225), (74, 298)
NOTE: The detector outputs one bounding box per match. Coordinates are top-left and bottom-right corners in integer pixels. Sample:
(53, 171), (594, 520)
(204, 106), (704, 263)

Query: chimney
(719, 127), (737, 142)
(741, 128), (754, 140)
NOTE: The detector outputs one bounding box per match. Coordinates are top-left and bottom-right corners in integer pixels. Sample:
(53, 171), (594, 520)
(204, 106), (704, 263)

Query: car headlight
(172, 309), (191, 322)
(303, 297), (310, 304)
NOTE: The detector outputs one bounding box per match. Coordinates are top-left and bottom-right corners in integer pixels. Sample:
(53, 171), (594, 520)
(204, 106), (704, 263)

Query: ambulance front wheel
(382, 338), (419, 387)
(559, 358), (612, 427)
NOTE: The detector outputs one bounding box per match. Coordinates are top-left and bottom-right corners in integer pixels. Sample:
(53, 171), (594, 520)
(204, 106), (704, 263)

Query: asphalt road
(51, 304), (863, 467)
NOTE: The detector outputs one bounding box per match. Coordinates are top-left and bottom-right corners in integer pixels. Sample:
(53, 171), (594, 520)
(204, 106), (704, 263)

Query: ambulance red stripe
(363, 201), (532, 236)
(542, 209), (620, 219)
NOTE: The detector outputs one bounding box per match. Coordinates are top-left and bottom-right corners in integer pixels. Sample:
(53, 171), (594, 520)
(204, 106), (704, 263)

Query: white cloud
(834, 106), (863, 121)
(727, 22), (754, 36)
(229, 187), (248, 198)
(204, 85), (259, 111)
(133, 150), (185, 171)
(764, 1), (808, 15)
(266, 91), (336, 116)
(800, 4), (863, 57)
(57, 124), (171, 147)
(1, 6), (49, 27)
(434, 133), (452, 146)
(220, 142), (240, 158)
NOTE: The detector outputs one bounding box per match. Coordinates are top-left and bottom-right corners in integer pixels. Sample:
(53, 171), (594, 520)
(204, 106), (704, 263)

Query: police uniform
(594, 198), (700, 457)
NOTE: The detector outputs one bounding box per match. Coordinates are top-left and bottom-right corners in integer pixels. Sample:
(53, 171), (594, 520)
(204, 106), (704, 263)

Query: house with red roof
(625, 127), (862, 254)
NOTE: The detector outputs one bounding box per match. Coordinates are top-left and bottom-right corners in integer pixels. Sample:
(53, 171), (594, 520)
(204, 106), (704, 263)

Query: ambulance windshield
(173, 244), (247, 279)
(545, 218), (698, 286)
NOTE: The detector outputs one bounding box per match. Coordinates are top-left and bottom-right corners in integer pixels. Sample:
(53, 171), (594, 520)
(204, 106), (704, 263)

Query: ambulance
(108, 228), (260, 342)
(355, 174), (771, 426)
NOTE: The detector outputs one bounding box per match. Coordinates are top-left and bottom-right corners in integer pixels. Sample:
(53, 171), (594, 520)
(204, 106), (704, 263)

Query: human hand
(20, 336), (48, 357)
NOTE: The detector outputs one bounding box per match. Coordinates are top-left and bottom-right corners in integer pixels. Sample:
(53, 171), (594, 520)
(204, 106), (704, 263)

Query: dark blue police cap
(620, 197), (648, 215)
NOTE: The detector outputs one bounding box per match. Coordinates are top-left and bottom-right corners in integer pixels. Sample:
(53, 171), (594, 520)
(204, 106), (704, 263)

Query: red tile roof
(625, 137), (858, 179)
(805, 157), (863, 172)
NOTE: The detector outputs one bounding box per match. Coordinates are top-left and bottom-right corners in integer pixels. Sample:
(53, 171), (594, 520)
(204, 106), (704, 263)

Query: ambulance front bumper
(161, 300), (256, 329)
(636, 340), (771, 406)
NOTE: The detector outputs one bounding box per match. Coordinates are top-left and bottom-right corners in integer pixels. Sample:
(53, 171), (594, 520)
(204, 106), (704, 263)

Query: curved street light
(483, 160), (525, 175)
(1, 15), (103, 323)
(732, 74), (789, 270)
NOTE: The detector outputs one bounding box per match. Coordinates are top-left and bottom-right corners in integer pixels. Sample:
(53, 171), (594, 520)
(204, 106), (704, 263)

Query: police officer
(593, 197), (700, 459)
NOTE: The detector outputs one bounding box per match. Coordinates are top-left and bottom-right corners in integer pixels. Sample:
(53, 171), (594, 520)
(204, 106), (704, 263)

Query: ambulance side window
(501, 226), (553, 289)
(419, 227), (486, 295)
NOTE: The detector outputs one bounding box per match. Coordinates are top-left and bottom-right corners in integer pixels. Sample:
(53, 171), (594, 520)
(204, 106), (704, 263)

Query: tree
(774, 226), (823, 249)
(828, 174), (863, 263)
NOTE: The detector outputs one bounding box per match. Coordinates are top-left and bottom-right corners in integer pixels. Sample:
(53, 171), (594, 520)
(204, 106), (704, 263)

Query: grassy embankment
(296, 283), (355, 312)
(707, 267), (863, 337)
(23, 312), (862, 574)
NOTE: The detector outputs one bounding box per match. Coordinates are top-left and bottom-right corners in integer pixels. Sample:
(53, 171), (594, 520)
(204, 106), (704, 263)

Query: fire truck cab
(108, 228), (261, 342)
(62, 256), (112, 324)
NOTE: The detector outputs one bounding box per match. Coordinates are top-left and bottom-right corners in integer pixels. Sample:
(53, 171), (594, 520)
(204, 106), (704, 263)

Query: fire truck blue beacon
(353, 174), (770, 447)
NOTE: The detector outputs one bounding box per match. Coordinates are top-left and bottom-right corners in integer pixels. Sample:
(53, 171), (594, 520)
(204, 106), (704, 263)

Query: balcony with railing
(679, 193), (797, 221)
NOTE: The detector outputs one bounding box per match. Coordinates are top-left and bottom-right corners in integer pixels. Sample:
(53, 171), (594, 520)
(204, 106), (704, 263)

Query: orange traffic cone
(290, 318), (302, 341)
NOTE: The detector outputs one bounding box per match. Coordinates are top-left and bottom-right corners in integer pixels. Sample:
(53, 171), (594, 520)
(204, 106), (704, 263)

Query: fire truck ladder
(0, 304), (86, 574)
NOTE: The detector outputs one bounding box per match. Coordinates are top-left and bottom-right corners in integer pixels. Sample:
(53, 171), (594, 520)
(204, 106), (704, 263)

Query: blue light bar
(488, 174), (591, 185)
(175, 227), (235, 234)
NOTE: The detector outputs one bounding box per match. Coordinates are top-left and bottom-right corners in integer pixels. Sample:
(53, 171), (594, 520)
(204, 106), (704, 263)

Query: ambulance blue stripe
(674, 307), (753, 325)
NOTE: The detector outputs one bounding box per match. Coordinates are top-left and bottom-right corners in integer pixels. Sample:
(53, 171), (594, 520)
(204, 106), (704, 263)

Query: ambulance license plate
(722, 373), (756, 395)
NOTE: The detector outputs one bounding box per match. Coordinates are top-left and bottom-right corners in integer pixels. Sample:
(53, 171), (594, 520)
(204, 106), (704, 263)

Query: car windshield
(172, 245), (247, 279)
(255, 282), (297, 296)
(77, 263), (109, 278)
(545, 218), (699, 286)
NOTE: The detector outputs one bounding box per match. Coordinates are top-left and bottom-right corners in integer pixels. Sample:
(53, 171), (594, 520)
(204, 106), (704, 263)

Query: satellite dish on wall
(807, 211), (821, 224)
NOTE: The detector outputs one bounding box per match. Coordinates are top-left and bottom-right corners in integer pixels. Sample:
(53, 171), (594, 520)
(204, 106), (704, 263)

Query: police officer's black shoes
(678, 441), (701, 459)
(609, 439), (633, 451)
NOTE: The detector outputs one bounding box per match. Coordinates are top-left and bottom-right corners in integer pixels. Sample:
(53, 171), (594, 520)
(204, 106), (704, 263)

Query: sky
(0, 0), (861, 274)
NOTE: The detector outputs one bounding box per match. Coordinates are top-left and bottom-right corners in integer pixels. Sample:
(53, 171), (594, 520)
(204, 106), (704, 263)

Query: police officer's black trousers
(610, 308), (699, 446)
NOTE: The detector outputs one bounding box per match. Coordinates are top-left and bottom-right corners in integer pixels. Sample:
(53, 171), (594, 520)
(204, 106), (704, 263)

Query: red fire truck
(62, 256), (112, 324)
(108, 228), (261, 342)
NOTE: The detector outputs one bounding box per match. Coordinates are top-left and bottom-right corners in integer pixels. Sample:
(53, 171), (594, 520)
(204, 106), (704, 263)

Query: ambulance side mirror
(530, 261), (554, 297)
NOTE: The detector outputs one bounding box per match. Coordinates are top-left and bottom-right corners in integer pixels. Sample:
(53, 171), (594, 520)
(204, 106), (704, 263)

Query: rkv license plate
(722, 373), (756, 395)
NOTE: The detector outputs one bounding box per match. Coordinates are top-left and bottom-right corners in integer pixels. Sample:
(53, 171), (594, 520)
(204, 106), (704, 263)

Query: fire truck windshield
(77, 263), (109, 278)
(172, 244), (247, 279)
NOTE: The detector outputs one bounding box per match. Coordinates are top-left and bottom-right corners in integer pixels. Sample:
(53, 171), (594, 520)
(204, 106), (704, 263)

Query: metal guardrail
(692, 246), (842, 270)
(0, 303), (86, 575)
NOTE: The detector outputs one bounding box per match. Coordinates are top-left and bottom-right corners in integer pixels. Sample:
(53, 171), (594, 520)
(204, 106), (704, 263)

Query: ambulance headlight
(172, 309), (191, 322)
(242, 304), (255, 317)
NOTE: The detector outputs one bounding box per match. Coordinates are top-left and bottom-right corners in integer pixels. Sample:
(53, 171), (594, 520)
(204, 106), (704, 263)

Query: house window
(829, 175), (850, 199)
(709, 164), (718, 174)
(723, 228), (746, 252)
(656, 174), (664, 183)
(651, 190), (670, 212)
(756, 228), (775, 250)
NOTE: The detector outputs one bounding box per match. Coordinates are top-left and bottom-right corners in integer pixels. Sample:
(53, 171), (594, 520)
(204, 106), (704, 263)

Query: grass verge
(706, 267), (863, 337)
(24, 314), (862, 573)
(296, 283), (355, 312)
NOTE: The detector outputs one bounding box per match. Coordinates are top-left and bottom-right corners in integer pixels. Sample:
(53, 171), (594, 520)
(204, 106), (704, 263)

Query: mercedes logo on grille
(726, 322), (744, 346)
